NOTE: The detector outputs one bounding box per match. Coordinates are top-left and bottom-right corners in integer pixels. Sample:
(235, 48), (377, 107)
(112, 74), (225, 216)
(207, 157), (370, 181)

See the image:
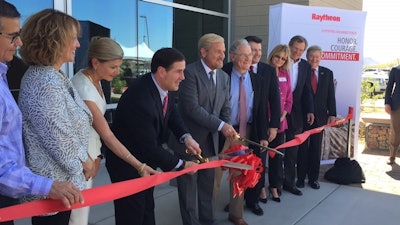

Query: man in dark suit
(296, 45), (336, 189)
(106, 48), (200, 225)
(384, 66), (400, 165)
(169, 33), (237, 225)
(221, 39), (269, 225)
(243, 35), (281, 211)
(283, 35), (314, 196)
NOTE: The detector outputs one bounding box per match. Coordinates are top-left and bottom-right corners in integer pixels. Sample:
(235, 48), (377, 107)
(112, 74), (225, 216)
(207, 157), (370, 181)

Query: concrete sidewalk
(14, 145), (400, 225)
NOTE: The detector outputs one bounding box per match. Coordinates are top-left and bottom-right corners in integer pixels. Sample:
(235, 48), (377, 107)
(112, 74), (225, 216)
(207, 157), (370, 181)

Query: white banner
(268, 3), (366, 159)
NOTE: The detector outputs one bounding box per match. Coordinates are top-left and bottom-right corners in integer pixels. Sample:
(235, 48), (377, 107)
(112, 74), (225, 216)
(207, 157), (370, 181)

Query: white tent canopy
(120, 42), (154, 60)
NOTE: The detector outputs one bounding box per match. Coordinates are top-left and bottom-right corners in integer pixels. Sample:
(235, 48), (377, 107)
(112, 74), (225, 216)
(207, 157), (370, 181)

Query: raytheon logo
(312, 13), (341, 22)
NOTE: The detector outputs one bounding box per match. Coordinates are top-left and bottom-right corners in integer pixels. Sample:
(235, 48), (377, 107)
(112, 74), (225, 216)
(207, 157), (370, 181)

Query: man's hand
(260, 139), (269, 148)
(221, 123), (238, 142)
(184, 161), (198, 174)
(385, 104), (392, 115)
(327, 116), (336, 125)
(307, 113), (315, 125)
(184, 136), (202, 155)
(267, 128), (278, 142)
(49, 181), (84, 208)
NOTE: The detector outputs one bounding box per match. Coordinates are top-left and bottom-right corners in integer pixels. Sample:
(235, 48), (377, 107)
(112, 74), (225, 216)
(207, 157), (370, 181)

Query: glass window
(174, 0), (229, 14)
(72, 0), (139, 104)
(6, 0), (53, 101)
(7, 0), (53, 23)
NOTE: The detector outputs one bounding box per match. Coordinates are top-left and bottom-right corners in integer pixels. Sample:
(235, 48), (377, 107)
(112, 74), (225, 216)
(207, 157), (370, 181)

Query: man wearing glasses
(0, 2), (83, 224)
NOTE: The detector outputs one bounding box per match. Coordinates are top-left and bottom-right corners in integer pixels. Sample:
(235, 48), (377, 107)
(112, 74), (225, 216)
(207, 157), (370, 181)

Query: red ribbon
(0, 160), (227, 222)
(268, 107), (354, 158)
(224, 144), (263, 197)
(0, 107), (354, 222)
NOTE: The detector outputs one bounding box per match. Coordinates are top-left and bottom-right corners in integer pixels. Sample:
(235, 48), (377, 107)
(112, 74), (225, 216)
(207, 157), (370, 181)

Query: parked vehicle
(362, 73), (388, 95)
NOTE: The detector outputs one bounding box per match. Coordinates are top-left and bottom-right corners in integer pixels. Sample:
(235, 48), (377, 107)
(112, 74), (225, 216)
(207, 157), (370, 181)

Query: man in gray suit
(170, 33), (237, 225)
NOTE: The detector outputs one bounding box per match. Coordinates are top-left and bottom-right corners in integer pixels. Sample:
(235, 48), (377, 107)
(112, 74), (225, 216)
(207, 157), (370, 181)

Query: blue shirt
(229, 68), (254, 126)
(0, 62), (53, 198)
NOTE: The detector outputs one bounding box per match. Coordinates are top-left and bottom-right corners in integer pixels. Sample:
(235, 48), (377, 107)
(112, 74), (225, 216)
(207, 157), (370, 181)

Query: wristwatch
(176, 160), (186, 171)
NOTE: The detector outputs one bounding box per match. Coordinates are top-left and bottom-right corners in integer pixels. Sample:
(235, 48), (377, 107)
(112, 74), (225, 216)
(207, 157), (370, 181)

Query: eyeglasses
(236, 53), (252, 59)
(0, 32), (21, 44)
(273, 55), (287, 61)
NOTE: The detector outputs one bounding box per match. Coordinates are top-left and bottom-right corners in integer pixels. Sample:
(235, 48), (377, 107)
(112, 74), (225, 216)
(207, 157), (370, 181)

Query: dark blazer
(170, 60), (231, 158)
(106, 73), (189, 180)
(288, 58), (314, 131)
(256, 62), (281, 130)
(313, 66), (337, 127)
(222, 62), (268, 143)
(385, 65), (400, 111)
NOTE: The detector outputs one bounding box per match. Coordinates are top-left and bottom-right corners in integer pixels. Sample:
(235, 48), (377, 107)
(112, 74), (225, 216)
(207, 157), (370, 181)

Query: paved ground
(319, 140), (400, 195)
(13, 140), (400, 225)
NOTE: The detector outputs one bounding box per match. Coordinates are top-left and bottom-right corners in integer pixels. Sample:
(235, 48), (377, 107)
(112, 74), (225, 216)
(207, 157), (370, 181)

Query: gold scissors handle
(185, 149), (209, 163)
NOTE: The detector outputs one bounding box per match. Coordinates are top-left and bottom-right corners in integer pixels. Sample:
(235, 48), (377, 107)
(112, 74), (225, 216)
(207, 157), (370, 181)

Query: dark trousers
(297, 130), (323, 182)
(114, 188), (155, 225)
(32, 211), (71, 225)
(284, 126), (302, 187)
(268, 132), (285, 189)
(177, 168), (215, 225)
(0, 195), (18, 225)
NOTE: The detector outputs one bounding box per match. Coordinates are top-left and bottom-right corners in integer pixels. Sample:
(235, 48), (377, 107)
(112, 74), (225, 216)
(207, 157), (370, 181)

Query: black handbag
(324, 157), (366, 185)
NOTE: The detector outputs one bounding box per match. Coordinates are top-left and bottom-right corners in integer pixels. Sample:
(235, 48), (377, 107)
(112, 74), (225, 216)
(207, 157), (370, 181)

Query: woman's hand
(82, 157), (95, 181)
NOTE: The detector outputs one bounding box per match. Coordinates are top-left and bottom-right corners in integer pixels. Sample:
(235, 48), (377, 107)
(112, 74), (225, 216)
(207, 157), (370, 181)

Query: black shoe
(296, 179), (305, 188)
(259, 197), (268, 204)
(268, 187), (281, 202)
(223, 203), (229, 212)
(283, 185), (303, 196)
(246, 203), (264, 216)
(308, 181), (320, 189)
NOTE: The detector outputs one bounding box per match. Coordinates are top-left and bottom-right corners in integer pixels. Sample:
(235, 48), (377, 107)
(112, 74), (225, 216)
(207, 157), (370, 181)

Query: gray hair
(229, 39), (250, 55)
(306, 45), (322, 57)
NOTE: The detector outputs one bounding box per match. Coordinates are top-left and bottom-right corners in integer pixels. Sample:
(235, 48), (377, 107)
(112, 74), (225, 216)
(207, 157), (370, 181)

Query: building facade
(7, 0), (362, 103)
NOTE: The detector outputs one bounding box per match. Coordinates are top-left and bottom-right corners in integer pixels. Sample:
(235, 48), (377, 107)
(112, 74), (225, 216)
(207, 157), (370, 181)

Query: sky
(363, 0), (400, 63)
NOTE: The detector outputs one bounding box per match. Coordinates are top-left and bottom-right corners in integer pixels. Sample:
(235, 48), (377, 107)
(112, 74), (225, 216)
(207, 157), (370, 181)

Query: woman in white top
(69, 37), (158, 225)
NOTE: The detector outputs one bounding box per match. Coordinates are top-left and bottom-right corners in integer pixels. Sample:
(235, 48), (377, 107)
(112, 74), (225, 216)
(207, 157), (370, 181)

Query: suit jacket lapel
(196, 61), (215, 108)
(146, 74), (165, 124)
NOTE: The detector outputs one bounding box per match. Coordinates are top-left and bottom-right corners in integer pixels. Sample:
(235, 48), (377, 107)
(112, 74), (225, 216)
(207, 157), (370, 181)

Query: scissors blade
(222, 161), (253, 170)
(236, 135), (284, 156)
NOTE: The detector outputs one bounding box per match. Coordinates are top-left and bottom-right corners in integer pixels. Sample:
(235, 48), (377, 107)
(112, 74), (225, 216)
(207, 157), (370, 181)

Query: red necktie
(249, 65), (254, 73)
(238, 75), (247, 137)
(311, 69), (317, 94)
(163, 94), (168, 118)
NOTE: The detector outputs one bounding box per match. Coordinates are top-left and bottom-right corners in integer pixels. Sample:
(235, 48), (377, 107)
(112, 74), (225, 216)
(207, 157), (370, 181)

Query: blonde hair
(87, 36), (124, 67)
(266, 44), (291, 72)
(198, 33), (224, 52)
(20, 9), (80, 66)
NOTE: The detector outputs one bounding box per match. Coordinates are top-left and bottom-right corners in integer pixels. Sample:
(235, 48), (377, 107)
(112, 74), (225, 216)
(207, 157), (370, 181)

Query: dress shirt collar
(200, 59), (216, 78)
(0, 62), (8, 77)
(251, 63), (258, 73)
(232, 67), (250, 80)
(151, 73), (168, 103)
